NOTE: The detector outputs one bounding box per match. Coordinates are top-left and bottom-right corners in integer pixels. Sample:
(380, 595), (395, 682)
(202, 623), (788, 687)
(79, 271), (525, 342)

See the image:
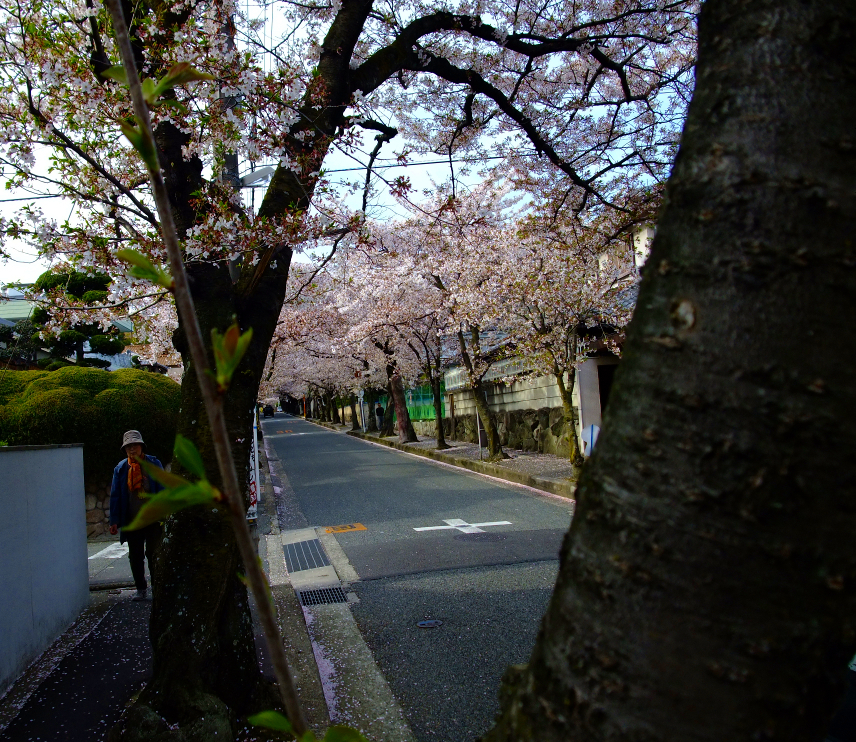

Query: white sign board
(582, 424), (600, 457)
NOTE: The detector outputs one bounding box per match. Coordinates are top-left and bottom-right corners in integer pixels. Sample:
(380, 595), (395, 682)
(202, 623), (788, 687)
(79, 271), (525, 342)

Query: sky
(0, 143), (490, 285)
(0, 0), (493, 287)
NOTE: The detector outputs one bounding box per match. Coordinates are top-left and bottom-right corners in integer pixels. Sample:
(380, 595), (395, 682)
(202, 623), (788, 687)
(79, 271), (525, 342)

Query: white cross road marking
(89, 543), (129, 559)
(413, 518), (512, 534)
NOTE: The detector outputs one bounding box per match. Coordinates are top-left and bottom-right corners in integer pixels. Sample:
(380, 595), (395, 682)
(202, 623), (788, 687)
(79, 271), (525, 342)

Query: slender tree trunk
(457, 327), (505, 459)
(379, 386), (395, 436)
(487, 2), (856, 739)
(349, 394), (360, 430)
(555, 368), (583, 468)
(389, 372), (418, 443)
(365, 388), (378, 432)
(470, 380), (504, 459)
(431, 375), (449, 450)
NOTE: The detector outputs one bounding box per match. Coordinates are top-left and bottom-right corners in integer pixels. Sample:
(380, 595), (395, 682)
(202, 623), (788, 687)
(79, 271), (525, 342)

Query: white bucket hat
(121, 430), (146, 450)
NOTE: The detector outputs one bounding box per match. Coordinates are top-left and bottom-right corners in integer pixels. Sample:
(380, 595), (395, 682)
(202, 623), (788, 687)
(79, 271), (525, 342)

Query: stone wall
(413, 407), (572, 457)
(84, 478), (112, 539)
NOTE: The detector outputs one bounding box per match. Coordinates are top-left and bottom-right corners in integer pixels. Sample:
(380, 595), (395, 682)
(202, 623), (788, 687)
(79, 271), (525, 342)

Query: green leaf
(119, 120), (160, 174)
(247, 710), (293, 733)
(141, 77), (157, 105)
(153, 62), (215, 99)
(210, 321), (253, 393)
(102, 65), (128, 84)
(322, 727), (368, 742)
(125, 481), (221, 530)
(116, 249), (174, 289)
(138, 458), (189, 489)
(173, 434), (206, 478)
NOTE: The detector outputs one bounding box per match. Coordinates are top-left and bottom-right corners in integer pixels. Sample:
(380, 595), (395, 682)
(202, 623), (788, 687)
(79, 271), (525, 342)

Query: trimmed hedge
(0, 367), (181, 476)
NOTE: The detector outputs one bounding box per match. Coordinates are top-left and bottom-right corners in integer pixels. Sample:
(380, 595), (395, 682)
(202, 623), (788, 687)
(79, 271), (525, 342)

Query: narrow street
(262, 413), (574, 742)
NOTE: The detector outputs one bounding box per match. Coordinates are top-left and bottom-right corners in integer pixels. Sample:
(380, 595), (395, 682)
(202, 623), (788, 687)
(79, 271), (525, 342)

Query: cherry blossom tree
(484, 0), (856, 738)
(493, 212), (640, 465)
(0, 0), (697, 733)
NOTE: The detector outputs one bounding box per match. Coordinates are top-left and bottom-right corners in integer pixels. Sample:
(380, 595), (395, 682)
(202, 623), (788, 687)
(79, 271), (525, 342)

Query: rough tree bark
(121, 256), (292, 739)
(114, 1), (375, 729)
(379, 385), (396, 436)
(486, 1), (856, 740)
(389, 372), (418, 443)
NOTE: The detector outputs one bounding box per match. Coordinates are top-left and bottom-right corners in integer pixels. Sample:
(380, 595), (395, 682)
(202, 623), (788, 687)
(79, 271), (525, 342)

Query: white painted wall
(0, 444), (89, 695)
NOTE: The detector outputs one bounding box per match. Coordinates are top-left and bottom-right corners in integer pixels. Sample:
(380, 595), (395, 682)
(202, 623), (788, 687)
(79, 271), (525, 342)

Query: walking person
(109, 430), (164, 601)
(375, 402), (384, 431)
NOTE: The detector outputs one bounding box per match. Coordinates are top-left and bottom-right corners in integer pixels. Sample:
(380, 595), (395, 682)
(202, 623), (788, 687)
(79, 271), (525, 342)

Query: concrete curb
(313, 423), (577, 501)
(89, 580), (134, 591)
(261, 420), (417, 741)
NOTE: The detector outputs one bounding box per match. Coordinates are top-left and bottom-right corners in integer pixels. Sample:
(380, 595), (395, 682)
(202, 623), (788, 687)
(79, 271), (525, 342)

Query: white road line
(413, 518), (512, 533)
(88, 543), (128, 559)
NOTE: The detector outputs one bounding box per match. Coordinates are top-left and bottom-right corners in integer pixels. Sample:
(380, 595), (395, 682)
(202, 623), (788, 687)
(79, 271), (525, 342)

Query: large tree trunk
(330, 393), (341, 424)
(389, 372), (418, 443)
(555, 368), (583, 468)
(126, 257), (291, 739)
(487, 2), (856, 740)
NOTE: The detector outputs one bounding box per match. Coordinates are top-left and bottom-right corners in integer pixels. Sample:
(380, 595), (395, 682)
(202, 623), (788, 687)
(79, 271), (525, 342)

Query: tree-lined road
(262, 414), (574, 741)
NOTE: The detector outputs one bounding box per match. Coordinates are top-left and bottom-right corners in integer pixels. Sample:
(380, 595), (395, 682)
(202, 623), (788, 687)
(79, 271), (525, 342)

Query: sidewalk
(0, 440), (324, 741)
(310, 419), (577, 501)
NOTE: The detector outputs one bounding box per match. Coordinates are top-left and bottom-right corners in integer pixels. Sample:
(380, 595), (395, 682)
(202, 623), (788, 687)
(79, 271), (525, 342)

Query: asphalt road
(262, 413), (574, 742)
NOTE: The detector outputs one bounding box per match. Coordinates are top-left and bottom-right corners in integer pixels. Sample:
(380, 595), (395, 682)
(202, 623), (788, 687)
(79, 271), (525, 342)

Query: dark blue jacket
(110, 455), (164, 539)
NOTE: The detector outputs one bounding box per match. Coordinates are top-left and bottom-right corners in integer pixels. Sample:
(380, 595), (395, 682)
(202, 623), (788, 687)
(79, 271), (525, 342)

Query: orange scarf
(127, 458), (145, 495)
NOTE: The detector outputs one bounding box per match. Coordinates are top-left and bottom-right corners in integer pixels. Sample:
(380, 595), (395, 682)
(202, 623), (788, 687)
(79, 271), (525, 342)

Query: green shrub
(46, 360), (74, 371)
(0, 367), (181, 476)
(0, 370), (49, 405)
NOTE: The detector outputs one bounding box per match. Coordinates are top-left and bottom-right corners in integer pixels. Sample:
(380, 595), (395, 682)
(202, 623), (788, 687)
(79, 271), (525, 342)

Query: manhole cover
(417, 620), (443, 628)
(454, 532), (507, 542)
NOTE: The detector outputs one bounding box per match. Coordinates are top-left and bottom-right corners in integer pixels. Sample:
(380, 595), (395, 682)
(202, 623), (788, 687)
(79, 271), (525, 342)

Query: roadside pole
(247, 406), (259, 521)
(476, 409), (483, 461)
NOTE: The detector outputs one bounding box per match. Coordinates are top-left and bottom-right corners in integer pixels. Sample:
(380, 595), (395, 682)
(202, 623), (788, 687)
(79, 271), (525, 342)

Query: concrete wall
(447, 357), (620, 445)
(0, 444), (89, 695)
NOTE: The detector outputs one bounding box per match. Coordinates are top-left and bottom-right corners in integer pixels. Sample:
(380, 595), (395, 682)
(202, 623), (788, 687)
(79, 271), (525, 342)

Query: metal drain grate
(297, 587), (348, 606)
(284, 539), (331, 573)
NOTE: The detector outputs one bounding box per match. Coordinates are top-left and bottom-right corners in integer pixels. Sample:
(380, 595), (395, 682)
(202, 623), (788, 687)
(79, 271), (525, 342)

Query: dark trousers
(125, 523), (161, 591)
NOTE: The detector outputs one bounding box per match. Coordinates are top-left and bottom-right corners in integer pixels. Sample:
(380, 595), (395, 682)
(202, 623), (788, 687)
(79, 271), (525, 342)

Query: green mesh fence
(377, 383), (444, 422)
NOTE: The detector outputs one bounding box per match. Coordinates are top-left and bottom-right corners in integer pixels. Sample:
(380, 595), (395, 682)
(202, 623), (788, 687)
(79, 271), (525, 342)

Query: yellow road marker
(325, 523), (367, 534)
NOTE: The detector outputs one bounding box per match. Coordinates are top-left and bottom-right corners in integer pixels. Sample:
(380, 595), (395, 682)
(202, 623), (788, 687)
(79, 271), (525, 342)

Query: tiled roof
(0, 297), (35, 321)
